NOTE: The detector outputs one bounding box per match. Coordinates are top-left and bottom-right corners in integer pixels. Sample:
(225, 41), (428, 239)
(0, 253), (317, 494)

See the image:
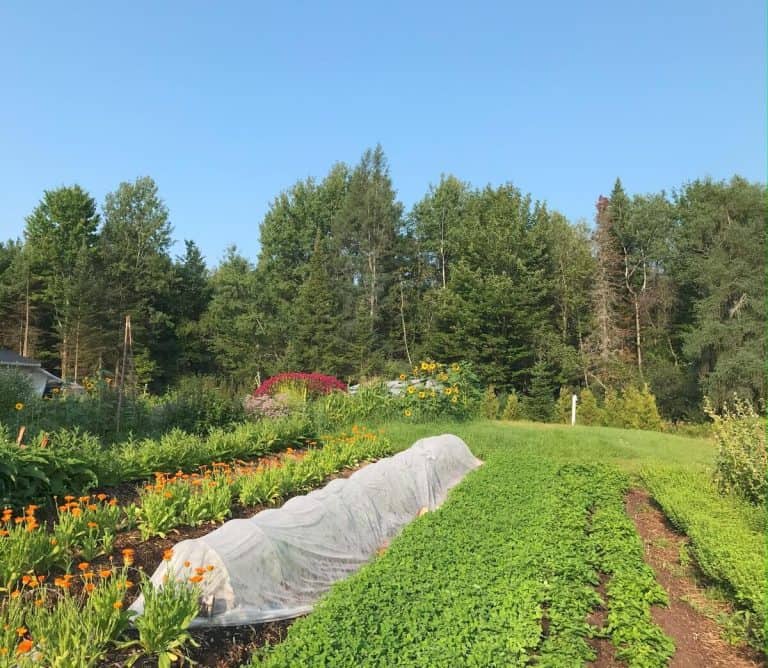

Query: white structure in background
(571, 393), (578, 426)
(130, 434), (483, 627)
(0, 349), (65, 396)
(348, 378), (442, 396)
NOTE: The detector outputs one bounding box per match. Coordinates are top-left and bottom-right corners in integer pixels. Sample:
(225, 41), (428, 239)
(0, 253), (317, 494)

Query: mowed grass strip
(253, 437), (672, 667)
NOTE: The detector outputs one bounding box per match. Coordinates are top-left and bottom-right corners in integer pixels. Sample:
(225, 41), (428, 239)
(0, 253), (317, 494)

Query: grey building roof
(0, 349), (41, 367)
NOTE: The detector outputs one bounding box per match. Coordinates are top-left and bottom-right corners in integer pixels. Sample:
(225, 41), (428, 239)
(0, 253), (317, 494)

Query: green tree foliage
(522, 360), (556, 422)
(334, 145), (404, 369)
(99, 176), (175, 385)
(24, 185), (101, 379)
(2, 155), (763, 417)
(576, 388), (604, 426)
(254, 164), (350, 371)
(286, 233), (347, 375)
(201, 247), (264, 387)
(171, 241), (213, 376)
(673, 177), (765, 405)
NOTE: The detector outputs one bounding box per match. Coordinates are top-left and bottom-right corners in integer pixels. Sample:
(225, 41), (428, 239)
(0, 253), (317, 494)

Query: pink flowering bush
(253, 373), (347, 399)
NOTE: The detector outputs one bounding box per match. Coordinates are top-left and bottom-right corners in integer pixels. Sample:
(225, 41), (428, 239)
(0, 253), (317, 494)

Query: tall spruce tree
(286, 232), (346, 375)
(24, 185), (100, 379)
(99, 176), (174, 385)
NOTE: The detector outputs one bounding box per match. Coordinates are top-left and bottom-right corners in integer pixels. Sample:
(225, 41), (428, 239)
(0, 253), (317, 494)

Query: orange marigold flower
(87, 522), (98, 529)
(70, 508), (82, 517)
(194, 567), (205, 575)
(77, 562), (90, 571)
(96, 493), (107, 501)
(50, 537), (57, 545)
(63, 495), (75, 502)
(81, 571), (94, 580)
(188, 575), (203, 584)
(183, 561), (191, 568)
(99, 569), (112, 578)
(124, 580), (134, 589)
(206, 565), (215, 571)
(21, 575), (31, 585)
(162, 549), (173, 561)
(113, 601), (123, 609)
(34, 599), (43, 607)
(9, 591), (20, 599)
(84, 583), (96, 593)
(87, 504), (98, 512)
(15, 627), (26, 637)
(108, 499), (118, 507)
(16, 639), (33, 655)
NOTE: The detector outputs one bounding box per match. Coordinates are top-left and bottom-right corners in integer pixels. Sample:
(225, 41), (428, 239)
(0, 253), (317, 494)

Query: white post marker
(571, 393), (578, 426)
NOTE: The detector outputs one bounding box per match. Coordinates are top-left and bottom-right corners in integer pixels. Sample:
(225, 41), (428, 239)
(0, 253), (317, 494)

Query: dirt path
(624, 488), (763, 668)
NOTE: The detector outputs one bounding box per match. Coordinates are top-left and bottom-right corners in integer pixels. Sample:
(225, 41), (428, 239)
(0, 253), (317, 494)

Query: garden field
(251, 421), (765, 668)
(0, 414), (763, 667)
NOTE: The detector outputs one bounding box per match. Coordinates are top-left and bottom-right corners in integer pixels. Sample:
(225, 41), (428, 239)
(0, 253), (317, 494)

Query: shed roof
(0, 349), (41, 367)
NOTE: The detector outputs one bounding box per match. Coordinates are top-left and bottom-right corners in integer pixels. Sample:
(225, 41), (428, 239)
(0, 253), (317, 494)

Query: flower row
(0, 548), (211, 667)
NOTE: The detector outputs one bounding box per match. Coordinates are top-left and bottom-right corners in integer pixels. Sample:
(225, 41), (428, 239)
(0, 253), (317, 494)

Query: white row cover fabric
(130, 434), (482, 627)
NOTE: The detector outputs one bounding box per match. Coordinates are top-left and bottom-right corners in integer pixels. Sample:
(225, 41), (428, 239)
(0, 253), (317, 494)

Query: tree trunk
(399, 282), (412, 366)
(22, 277), (30, 358)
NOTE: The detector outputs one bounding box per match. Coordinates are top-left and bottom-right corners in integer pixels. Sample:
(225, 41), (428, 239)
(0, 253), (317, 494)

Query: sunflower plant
(399, 360), (479, 421)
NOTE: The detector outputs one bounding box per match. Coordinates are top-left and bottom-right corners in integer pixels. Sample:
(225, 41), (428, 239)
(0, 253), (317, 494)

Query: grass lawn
(383, 419), (716, 474)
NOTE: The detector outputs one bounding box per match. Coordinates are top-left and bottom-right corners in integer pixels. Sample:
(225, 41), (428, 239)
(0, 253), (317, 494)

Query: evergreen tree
(201, 247), (264, 387)
(673, 177), (765, 405)
(334, 145), (403, 367)
(171, 240), (213, 377)
(98, 176), (174, 385)
(24, 185), (100, 379)
(286, 232), (346, 375)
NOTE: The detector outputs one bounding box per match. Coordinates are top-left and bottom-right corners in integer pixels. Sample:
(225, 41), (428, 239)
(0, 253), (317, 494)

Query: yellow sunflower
(444, 387), (452, 395)
(407, 385), (416, 394)
(14, 403), (23, 411)
(451, 363), (460, 371)
(399, 373), (407, 381)
(451, 396), (458, 404)
(418, 391), (426, 399)
(404, 409), (413, 417)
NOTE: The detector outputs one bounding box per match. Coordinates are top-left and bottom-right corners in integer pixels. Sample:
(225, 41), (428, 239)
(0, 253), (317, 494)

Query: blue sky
(0, 1), (764, 265)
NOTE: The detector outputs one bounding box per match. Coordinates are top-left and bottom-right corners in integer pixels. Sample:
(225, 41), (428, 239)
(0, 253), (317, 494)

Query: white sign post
(571, 394), (578, 426)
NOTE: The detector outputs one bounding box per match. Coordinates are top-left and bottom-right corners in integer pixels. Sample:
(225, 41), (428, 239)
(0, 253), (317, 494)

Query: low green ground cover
(254, 423), (682, 667)
(641, 466), (766, 650)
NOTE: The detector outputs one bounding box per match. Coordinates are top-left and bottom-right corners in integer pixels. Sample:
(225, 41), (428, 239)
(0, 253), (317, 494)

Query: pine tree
(286, 232), (346, 375)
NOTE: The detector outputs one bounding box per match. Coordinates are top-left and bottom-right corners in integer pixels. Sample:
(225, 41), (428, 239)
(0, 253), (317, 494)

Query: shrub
(600, 385), (662, 431)
(576, 388), (604, 426)
(706, 396), (766, 505)
(480, 386), (500, 419)
(0, 369), (38, 424)
(254, 373), (347, 399)
(501, 390), (521, 421)
(152, 376), (244, 435)
(555, 387), (573, 424)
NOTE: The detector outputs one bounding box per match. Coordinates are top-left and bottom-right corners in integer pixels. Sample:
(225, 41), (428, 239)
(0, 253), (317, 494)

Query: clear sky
(0, 1), (764, 265)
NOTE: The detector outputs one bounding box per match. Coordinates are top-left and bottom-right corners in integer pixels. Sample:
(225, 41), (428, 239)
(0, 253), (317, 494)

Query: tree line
(0, 146), (763, 419)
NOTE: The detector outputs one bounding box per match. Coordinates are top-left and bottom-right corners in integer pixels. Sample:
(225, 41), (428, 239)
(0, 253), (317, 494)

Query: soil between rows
(623, 489), (763, 668)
